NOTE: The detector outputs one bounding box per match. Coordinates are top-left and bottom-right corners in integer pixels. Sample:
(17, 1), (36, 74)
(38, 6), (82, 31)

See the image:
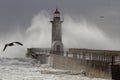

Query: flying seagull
(3, 42), (23, 52)
(99, 16), (104, 18)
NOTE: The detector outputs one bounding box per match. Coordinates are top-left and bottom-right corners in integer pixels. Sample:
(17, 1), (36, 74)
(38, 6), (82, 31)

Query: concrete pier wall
(50, 54), (111, 78)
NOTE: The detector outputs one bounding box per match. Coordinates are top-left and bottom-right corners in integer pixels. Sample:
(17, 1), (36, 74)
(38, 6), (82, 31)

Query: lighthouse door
(56, 45), (60, 53)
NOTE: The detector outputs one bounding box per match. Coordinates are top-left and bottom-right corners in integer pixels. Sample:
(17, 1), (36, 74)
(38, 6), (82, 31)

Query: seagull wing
(3, 44), (8, 52)
(14, 42), (23, 46)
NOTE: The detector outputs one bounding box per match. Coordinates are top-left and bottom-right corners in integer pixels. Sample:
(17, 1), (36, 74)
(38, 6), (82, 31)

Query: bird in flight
(3, 42), (23, 52)
(99, 16), (104, 18)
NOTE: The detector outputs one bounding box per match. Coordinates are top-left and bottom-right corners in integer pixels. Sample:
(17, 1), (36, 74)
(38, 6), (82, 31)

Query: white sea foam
(0, 58), (108, 80)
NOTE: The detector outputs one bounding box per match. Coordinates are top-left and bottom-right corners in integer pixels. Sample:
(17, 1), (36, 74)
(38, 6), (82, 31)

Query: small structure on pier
(26, 48), (50, 64)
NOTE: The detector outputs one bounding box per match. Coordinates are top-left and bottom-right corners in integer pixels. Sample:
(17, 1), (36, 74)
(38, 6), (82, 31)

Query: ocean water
(0, 58), (108, 80)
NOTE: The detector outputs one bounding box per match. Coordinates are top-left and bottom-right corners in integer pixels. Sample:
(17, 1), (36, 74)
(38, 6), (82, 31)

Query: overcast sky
(0, 0), (120, 36)
(0, 0), (120, 57)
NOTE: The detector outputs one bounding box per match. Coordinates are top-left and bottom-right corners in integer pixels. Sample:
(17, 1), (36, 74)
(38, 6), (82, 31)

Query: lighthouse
(50, 9), (64, 55)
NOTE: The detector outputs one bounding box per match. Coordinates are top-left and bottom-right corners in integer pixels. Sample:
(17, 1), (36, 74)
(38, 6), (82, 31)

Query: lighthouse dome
(54, 9), (60, 14)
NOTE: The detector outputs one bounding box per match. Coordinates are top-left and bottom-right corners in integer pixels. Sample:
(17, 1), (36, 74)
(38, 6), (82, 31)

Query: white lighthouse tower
(50, 9), (64, 55)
